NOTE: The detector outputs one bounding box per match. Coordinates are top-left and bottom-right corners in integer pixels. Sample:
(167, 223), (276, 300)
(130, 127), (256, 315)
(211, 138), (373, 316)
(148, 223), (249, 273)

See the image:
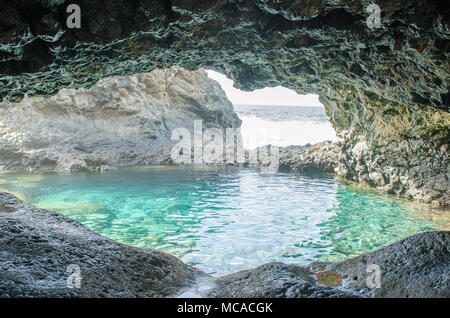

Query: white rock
(0, 67), (241, 171)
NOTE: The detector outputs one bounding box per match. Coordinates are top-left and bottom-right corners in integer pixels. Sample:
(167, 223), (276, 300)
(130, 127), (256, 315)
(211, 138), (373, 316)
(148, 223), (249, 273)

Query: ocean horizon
(234, 104), (339, 149)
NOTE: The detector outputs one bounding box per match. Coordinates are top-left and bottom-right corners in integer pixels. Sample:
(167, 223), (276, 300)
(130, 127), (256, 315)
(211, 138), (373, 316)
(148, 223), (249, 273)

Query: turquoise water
(0, 166), (447, 275)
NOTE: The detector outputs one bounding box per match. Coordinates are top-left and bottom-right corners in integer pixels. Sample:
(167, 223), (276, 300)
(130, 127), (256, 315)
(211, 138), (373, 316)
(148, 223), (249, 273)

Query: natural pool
(0, 166), (448, 276)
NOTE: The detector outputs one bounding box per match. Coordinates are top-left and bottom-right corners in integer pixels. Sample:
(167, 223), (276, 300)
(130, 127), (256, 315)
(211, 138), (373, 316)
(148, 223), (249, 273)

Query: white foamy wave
(240, 116), (339, 150)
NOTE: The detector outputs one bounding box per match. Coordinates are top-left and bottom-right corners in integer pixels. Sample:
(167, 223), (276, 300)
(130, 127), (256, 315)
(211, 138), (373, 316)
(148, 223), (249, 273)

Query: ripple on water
(0, 166), (447, 275)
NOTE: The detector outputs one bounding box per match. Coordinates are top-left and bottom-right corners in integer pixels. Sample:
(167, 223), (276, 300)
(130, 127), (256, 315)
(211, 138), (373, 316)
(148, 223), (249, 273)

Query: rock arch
(0, 0), (448, 205)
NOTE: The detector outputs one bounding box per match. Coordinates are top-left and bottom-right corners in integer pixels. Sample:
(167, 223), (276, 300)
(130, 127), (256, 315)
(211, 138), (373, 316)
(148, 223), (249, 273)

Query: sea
(234, 105), (338, 149)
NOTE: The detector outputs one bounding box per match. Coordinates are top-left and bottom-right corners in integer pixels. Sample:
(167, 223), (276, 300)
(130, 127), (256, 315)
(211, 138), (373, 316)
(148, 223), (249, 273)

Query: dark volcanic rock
(308, 231), (450, 298)
(0, 0), (448, 205)
(208, 262), (360, 298)
(337, 137), (449, 207)
(209, 231), (450, 298)
(278, 141), (339, 173)
(250, 141), (339, 173)
(0, 192), (206, 297)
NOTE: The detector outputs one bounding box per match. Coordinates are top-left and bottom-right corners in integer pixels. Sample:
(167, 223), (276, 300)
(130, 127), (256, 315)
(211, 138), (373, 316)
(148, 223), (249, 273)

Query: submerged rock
(0, 192), (448, 298)
(0, 66), (241, 171)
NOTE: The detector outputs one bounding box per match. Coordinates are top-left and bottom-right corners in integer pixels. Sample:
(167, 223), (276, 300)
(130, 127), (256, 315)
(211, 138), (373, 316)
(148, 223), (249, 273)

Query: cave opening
(0, 0), (448, 298)
(206, 70), (338, 150)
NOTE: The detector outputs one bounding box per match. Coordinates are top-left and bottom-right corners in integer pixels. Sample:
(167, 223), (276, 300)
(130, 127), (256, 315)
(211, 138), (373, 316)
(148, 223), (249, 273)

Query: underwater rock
(0, 66), (241, 171)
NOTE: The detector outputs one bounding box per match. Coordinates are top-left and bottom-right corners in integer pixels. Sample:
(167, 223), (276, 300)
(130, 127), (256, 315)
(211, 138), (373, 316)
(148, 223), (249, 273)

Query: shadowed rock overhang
(0, 0), (449, 205)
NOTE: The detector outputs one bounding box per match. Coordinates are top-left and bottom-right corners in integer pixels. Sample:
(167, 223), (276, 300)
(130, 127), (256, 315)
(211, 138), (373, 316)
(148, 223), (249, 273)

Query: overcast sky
(206, 70), (322, 106)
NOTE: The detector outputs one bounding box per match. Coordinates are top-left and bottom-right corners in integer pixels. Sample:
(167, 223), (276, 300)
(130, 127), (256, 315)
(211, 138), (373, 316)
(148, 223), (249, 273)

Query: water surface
(234, 105), (338, 148)
(0, 166), (447, 275)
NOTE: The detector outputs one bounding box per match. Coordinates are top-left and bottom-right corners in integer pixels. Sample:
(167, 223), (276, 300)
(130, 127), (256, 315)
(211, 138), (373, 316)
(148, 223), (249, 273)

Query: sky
(206, 70), (322, 106)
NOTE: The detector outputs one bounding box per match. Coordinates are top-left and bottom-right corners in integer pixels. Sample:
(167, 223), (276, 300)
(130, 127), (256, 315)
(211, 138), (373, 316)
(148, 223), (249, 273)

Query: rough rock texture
(308, 231), (450, 298)
(249, 141), (339, 173)
(0, 0), (448, 204)
(209, 231), (450, 298)
(0, 66), (241, 171)
(278, 141), (339, 173)
(208, 262), (360, 298)
(337, 137), (449, 207)
(1, 192), (448, 298)
(0, 192), (205, 297)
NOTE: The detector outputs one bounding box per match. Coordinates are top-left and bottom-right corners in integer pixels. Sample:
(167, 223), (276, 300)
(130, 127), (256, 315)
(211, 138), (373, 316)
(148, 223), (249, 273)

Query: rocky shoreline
(2, 71), (446, 207)
(0, 192), (205, 297)
(336, 136), (449, 207)
(0, 63), (446, 206)
(262, 141), (448, 208)
(257, 141), (340, 174)
(1, 192), (448, 298)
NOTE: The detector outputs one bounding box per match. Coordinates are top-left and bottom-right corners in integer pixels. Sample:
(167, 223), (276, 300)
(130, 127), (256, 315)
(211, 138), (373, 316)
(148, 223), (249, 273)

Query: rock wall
(336, 134), (449, 207)
(250, 141), (339, 173)
(0, 66), (241, 171)
(324, 93), (449, 207)
(0, 0), (448, 205)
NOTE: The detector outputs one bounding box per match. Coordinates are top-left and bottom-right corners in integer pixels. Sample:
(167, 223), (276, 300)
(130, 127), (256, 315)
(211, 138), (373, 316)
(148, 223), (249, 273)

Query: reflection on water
(0, 166), (448, 275)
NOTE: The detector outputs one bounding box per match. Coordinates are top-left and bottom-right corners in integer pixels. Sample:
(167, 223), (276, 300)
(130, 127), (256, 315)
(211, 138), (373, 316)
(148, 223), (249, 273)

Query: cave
(0, 0), (449, 299)
(1, 0), (448, 206)
(206, 69), (339, 149)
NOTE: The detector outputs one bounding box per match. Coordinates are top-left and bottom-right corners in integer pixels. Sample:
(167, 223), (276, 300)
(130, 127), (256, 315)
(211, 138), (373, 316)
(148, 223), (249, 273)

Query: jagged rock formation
(248, 141), (339, 173)
(1, 192), (448, 298)
(1, 0), (448, 205)
(337, 137), (449, 207)
(0, 66), (241, 171)
(276, 141), (339, 173)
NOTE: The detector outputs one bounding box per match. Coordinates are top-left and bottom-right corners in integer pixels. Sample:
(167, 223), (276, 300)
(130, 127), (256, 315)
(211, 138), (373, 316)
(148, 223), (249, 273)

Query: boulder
(0, 192), (206, 297)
